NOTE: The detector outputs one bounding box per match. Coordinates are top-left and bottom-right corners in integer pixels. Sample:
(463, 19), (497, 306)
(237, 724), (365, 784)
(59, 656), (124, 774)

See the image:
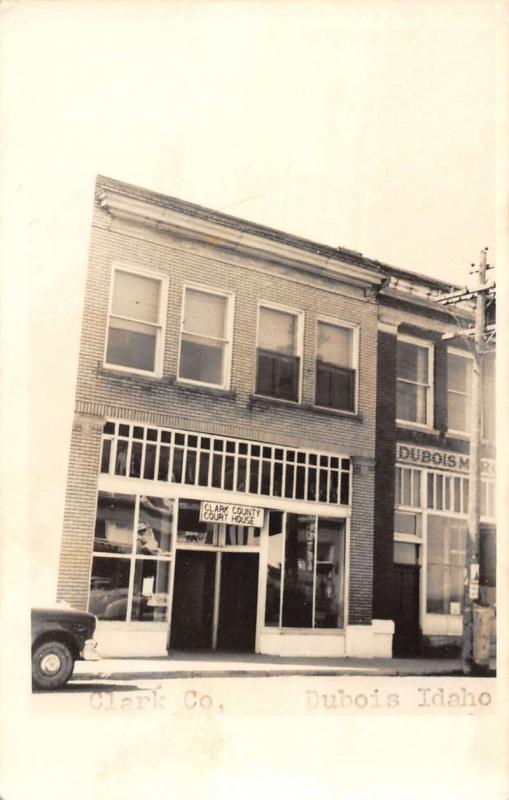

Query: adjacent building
(56, 176), (495, 659)
(374, 271), (496, 656)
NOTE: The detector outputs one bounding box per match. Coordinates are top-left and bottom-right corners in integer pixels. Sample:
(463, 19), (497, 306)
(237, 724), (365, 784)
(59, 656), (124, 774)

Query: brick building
(57, 175), (495, 658)
(373, 272), (496, 656)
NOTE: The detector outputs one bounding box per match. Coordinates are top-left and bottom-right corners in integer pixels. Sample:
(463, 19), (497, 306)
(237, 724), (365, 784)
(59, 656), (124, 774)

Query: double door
(170, 549), (259, 652)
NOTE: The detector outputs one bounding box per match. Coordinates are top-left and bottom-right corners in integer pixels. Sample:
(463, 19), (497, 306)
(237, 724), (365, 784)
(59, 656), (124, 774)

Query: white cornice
(97, 188), (385, 291)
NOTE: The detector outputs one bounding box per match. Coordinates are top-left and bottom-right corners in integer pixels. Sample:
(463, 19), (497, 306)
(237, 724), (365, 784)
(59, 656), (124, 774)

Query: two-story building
(57, 175), (395, 658)
(56, 175), (495, 660)
(373, 272), (496, 656)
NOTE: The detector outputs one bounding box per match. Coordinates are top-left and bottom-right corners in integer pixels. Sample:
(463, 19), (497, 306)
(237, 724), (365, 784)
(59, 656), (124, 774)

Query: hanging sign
(200, 501), (264, 528)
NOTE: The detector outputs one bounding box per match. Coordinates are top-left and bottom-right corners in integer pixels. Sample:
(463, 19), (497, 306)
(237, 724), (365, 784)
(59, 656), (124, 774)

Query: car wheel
(32, 640), (75, 690)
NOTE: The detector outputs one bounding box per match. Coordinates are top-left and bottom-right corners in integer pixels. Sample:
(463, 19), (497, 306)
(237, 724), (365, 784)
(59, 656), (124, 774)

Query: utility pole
(438, 249), (495, 676)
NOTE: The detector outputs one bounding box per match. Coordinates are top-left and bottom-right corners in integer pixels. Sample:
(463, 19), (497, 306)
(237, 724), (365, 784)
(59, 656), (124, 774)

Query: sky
(0, 0), (504, 602)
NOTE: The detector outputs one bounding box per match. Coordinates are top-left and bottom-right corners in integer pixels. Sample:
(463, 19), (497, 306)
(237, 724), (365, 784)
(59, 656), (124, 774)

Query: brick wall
(57, 413), (103, 610)
(59, 192), (380, 625)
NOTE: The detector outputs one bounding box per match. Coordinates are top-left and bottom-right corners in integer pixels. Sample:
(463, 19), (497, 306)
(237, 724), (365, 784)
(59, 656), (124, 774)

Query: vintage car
(31, 606), (100, 690)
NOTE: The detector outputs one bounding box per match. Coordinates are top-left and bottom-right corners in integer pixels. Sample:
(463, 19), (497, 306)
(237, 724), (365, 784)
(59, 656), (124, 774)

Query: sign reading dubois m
(396, 444), (494, 477)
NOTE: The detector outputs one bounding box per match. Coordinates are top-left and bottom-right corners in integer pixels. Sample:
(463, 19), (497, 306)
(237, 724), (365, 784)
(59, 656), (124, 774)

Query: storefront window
(89, 557), (130, 621)
(88, 492), (173, 622)
(315, 519), (345, 628)
(282, 515), (315, 627)
(265, 512), (284, 626)
(426, 515), (466, 614)
(132, 559), (171, 621)
(94, 492), (135, 553)
(268, 513), (346, 629)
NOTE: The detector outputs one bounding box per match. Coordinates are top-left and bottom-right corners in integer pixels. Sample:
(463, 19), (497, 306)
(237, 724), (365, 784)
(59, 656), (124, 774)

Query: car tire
(32, 640), (75, 690)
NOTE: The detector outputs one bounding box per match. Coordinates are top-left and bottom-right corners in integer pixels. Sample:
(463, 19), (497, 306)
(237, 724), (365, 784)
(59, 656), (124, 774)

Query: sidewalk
(72, 651), (496, 681)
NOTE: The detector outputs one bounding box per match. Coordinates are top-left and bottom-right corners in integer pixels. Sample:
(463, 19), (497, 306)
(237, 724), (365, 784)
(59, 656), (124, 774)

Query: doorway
(170, 550), (259, 652)
(393, 563), (421, 657)
(217, 553), (259, 652)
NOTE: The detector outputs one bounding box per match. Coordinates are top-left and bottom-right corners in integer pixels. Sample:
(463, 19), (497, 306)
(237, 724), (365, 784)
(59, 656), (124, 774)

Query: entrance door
(393, 564), (421, 657)
(170, 551), (216, 650)
(217, 553), (259, 652)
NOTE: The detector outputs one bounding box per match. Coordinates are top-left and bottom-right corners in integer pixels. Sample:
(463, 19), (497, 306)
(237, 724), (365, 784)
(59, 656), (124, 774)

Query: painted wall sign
(396, 443), (495, 477)
(199, 501), (265, 528)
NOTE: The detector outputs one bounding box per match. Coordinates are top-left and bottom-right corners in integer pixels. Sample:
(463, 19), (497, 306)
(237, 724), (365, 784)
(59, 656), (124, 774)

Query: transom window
(105, 266), (166, 376)
(395, 466), (422, 508)
(178, 285), (233, 389)
(88, 492), (173, 622)
(447, 350), (472, 434)
(315, 320), (357, 412)
(265, 511), (346, 629)
(256, 305), (301, 402)
(426, 471), (469, 514)
(396, 338), (433, 426)
(100, 421), (351, 506)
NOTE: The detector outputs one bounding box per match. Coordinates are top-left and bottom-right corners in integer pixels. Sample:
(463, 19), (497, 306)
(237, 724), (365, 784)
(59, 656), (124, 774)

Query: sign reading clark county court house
(200, 501), (265, 527)
(396, 443), (495, 477)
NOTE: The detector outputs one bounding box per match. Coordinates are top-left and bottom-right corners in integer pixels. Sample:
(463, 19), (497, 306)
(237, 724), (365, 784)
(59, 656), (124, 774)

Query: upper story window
(396, 337), (433, 427)
(447, 350), (472, 435)
(255, 304), (302, 402)
(315, 320), (357, 413)
(105, 266), (166, 376)
(178, 285), (234, 389)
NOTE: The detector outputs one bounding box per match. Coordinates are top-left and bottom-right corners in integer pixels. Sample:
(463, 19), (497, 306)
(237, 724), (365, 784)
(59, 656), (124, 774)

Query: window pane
(314, 518), (345, 628)
(396, 381), (428, 424)
(258, 307), (297, 354)
(184, 288), (227, 339)
(137, 496), (173, 555)
(112, 271), (161, 323)
(315, 363), (355, 411)
(397, 341), (429, 383)
(317, 322), (353, 367)
(394, 511), (419, 536)
(179, 335), (224, 385)
(448, 353), (471, 393)
(394, 542), (418, 565)
(89, 557), (130, 620)
(100, 439), (111, 473)
(256, 351), (299, 401)
(448, 392), (470, 431)
(107, 319), (156, 372)
(94, 492), (135, 554)
(131, 559), (170, 621)
(177, 499), (217, 545)
(265, 512), (284, 626)
(282, 515), (315, 628)
(426, 516), (467, 614)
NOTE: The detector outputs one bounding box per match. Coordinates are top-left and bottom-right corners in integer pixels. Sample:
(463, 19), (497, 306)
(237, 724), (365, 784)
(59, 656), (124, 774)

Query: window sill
(396, 421), (438, 434)
(97, 363), (164, 385)
(248, 393), (301, 410)
(171, 378), (237, 401)
(305, 404), (363, 422)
